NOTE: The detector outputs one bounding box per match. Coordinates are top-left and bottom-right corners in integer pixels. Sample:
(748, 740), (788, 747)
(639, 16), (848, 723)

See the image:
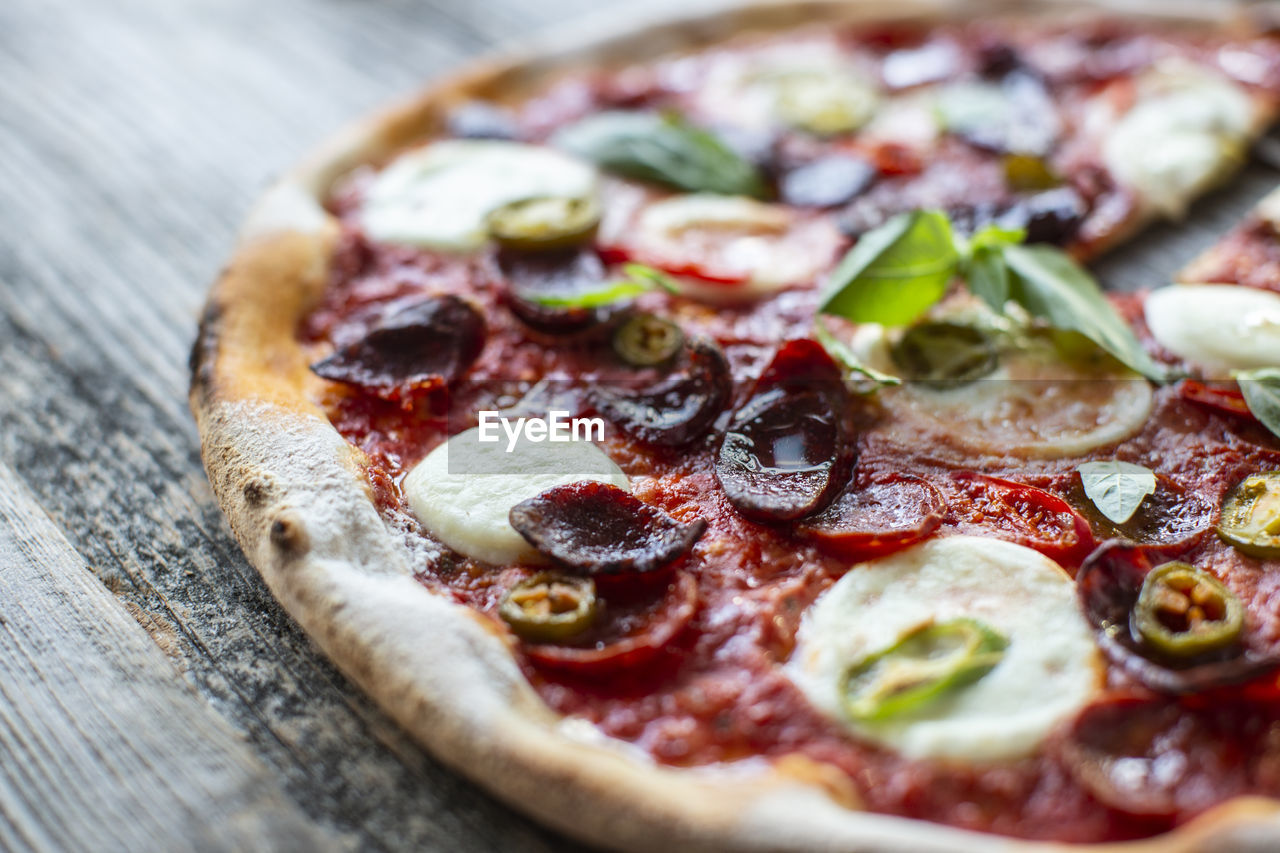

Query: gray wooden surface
(0, 0), (1276, 850)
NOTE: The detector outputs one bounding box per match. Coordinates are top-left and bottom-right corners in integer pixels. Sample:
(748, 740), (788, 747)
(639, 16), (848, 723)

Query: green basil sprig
(1237, 367), (1280, 441)
(819, 210), (959, 326)
(526, 263), (678, 309)
(818, 211), (1170, 383)
(1077, 460), (1157, 525)
(554, 111), (768, 198)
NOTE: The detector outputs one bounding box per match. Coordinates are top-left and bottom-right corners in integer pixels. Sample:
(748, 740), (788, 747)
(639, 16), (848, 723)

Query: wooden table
(2, 0), (1277, 849)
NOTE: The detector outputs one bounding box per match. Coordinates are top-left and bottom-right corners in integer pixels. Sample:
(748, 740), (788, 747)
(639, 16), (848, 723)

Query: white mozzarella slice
(1145, 283), (1280, 376)
(851, 316), (1154, 459)
(403, 426), (629, 566)
(1103, 64), (1256, 218)
(632, 194), (841, 301)
(786, 536), (1103, 762)
(689, 42), (879, 134)
(360, 140), (599, 251)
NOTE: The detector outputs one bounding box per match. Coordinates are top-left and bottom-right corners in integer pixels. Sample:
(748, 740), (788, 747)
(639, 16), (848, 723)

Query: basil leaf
(1077, 460), (1157, 525)
(1238, 367), (1280, 441)
(1001, 244), (1169, 383)
(554, 111), (767, 198)
(819, 210), (960, 326)
(813, 317), (901, 387)
(964, 246), (1010, 311)
(621, 263), (679, 294)
(527, 279), (650, 309)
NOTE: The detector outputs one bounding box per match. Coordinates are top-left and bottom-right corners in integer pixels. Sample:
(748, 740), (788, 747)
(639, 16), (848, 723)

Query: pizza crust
(190, 1), (1280, 849)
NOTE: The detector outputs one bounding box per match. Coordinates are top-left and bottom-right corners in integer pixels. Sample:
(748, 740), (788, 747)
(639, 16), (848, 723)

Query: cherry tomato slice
(597, 193), (844, 288)
(798, 473), (946, 560)
(521, 572), (698, 674)
(947, 472), (1096, 568)
(1178, 379), (1256, 422)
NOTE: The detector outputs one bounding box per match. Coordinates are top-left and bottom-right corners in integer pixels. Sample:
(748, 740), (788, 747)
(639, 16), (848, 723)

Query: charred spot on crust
(241, 476), (274, 508)
(269, 511), (310, 556)
(189, 299), (224, 403)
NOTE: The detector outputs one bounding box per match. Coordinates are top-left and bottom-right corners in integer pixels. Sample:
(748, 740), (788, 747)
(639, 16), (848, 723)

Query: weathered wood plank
(0, 459), (327, 852)
(0, 0), (604, 848)
(0, 0), (1276, 849)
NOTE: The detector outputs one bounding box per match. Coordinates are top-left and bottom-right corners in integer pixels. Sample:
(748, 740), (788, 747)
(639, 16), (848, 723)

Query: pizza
(190, 1), (1280, 849)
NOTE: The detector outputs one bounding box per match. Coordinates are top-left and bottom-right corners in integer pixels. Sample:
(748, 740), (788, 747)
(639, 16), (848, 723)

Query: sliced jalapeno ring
(1002, 153), (1059, 192)
(499, 573), (597, 643)
(840, 618), (1008, 721)
(1218, 472), (1280, 559)
(612, 314), (684, 367)
(889, 322), (999, 387)
(1130, 562), (1243, 659)
(486, 195), (601, 251)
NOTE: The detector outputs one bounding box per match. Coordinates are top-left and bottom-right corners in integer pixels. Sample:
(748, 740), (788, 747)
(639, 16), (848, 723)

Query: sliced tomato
(597, 191), (846, 289)
(522, 572), (698, 674)
(947, 472), (1096, 568)
(798, 473), (946, 560)
(1178, 379), (1257, 422)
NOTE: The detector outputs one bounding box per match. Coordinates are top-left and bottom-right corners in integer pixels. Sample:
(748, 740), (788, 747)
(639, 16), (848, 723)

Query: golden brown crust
(191, 1), (1280, 849)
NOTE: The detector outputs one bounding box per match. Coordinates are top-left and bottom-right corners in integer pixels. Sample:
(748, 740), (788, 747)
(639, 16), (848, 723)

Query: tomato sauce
(303, 18), (1280, 843)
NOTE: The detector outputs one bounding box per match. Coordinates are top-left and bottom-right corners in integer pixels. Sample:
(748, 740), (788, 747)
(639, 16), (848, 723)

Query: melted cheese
(1103, 64), (1255, 218)
(360, 140), (599, 251)
(403, 427), (629, 566)
(786, 536), (1103, 762)
(1145, 283), (1280, 376)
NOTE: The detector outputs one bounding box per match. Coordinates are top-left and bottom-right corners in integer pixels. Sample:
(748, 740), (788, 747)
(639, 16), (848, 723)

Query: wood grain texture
(0, 460), (326, 852)
(0, 0), (1277, 849)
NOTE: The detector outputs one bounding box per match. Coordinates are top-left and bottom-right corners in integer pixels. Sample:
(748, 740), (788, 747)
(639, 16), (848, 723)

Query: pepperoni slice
(716, 340), (855, 522)
(797, 473), (946, 560)
(310, 295), (485, 399)
(1056, 693), (1278, 819)
(509, 481), (706, 575)
(947, 472), (1095, 568)
(590, 338), (731, 446)
(522, 572), (699, 673)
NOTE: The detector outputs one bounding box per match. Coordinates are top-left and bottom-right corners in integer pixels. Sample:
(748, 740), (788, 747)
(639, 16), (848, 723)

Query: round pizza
(190, 1), (1280, 848)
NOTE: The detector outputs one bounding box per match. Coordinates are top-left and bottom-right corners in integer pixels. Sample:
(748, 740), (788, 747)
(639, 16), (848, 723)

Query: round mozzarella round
(403, 426), (629, 566)
(1103, 66), (1254, 218)
(786, 536), (1103, 762)
(360, 140), (599, 251)
(687, 41), (879, 134)
(1145, 283), (1280, 376)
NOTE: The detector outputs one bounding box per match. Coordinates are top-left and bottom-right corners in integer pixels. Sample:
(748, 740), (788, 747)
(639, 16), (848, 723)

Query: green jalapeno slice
(486, 195), (601, 250)
(1130, 562), (1243, 659)
(499, 573), (597, 643)
(840, 618), (1008, 721)
(612, 313), (684, 367)
(1218, 473), (1280, 560)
